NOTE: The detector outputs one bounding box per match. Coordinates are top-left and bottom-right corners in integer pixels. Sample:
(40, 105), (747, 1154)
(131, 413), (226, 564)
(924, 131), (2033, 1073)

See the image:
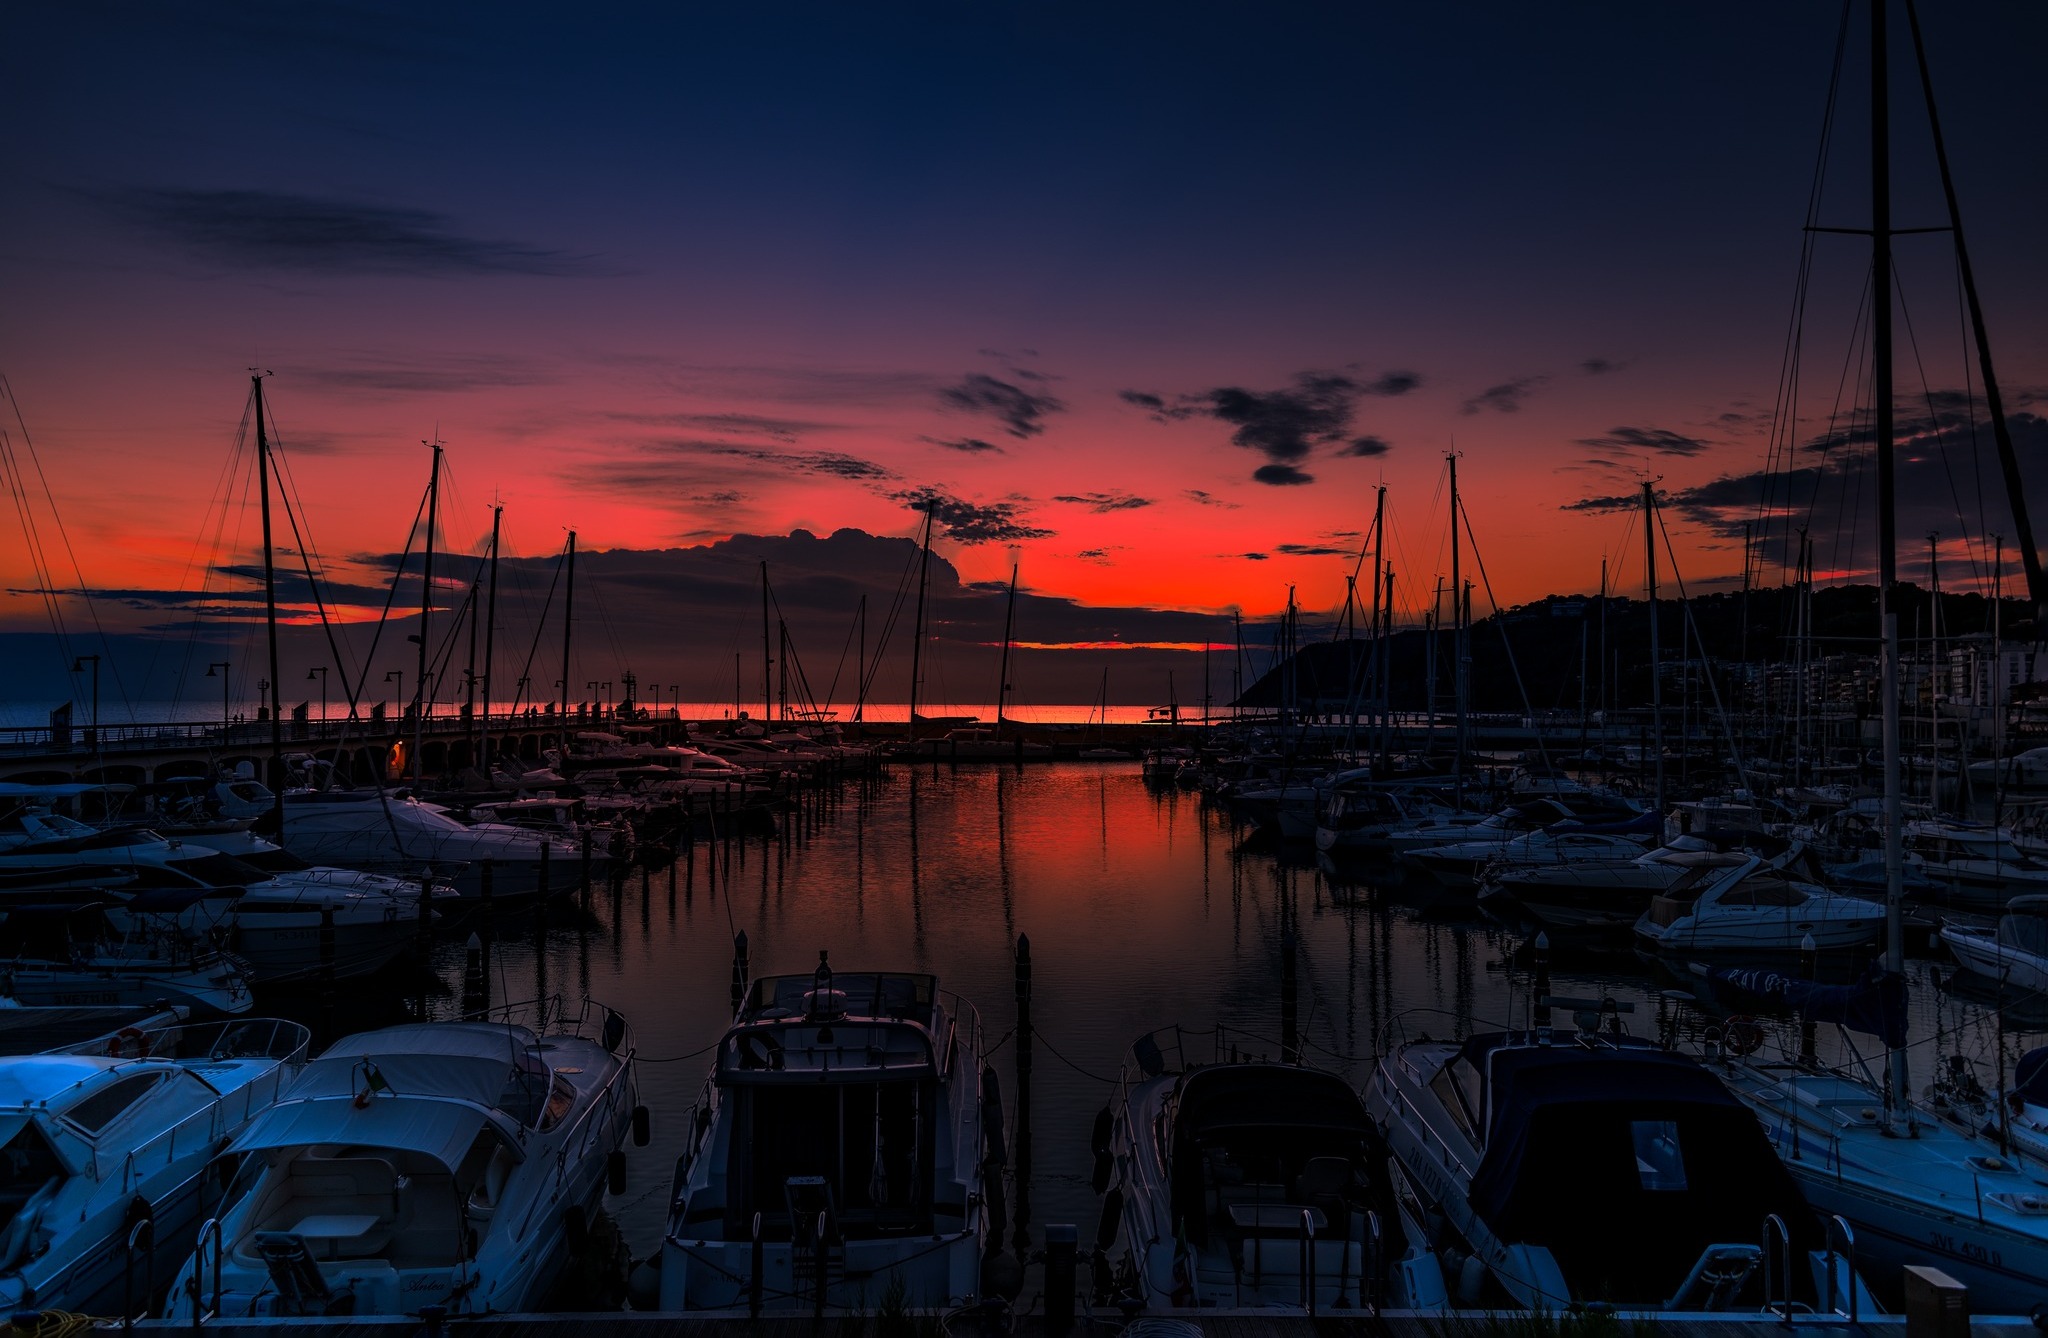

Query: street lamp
(586, 680), (600, 718)
(307, 666), (327, 727)
(206, 661), (230, 727)
(385, 669), (404, 716)
(71, 655), (100, 752)
(669, 685), (679, 720)
(258, 678), (270, 722)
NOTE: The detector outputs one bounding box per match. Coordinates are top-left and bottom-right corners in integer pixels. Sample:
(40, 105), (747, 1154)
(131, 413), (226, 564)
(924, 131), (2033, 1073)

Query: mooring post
(731, 930), (750, 1015)
(1280, 894), (1299, 1064)
(538, 842), (551, 902)
(1534, 932), (1552, 1033)
(1045, 1222), (1077, 1333)
(581, 829), (594, 904)
(1013, 933), (1033, 1249)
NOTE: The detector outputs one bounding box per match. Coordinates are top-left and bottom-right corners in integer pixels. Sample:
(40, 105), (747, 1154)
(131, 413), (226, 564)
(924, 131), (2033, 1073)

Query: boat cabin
(1441, 1032), (1817, 1306)
(703, 969), (953, 1243)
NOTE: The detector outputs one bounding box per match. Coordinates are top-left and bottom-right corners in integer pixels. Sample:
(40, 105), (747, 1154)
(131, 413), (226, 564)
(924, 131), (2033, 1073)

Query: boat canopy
(2003, 898), (2048, 956)
(297, 1023), (543, 1109)
(232, 1094), (505, 1172)
(1171, 1064), (1372, 1143)
(1463, 1034), (1815, 1304)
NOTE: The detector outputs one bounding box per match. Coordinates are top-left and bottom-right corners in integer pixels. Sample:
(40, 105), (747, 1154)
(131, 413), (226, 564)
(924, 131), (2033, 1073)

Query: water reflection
(251, 761), (2047, 1263)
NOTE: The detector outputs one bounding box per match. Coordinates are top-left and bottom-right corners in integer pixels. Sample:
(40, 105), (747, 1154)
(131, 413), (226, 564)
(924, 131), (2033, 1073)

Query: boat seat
(1295, 1156), (1357, 1231)
(244, 1156), (404, 1261)
(466, 1147), (518, 1219)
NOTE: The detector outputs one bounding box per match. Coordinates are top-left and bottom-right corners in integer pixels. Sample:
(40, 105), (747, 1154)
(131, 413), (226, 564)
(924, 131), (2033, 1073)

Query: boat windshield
(0, 1121), (66, 1239)
(730, 1079), (933, 1240)
(1999, 912), (2048, 956)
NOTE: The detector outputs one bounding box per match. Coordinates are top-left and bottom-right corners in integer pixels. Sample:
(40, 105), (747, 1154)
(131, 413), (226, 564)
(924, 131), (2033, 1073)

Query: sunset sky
(4, 2), (2046, 710)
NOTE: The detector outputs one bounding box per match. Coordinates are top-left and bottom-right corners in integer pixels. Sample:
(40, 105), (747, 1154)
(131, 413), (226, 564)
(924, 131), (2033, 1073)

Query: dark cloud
(1253, 463), (1314, 486)
(938, 373), (1065, 439)
(1576, 426), (1711, 457)
(688, 444), (895, 480)
(1076, 548), (1112, 561)
(922, 436), (1003, 454)
(1183, 489), (1239, 508)
(1242, 552), (1270, 561)
(1461, 376), (1546, 415)
(1341, 436), (1392, 457)
(1581, 357), (1632, 376)
(91, 187), (595, 275)
(896, 488), (1054, 543)
(1275, 543), (1358, 557)
(1052, 491), (1152, 513)
(608, 411), (836, 441)
(294, 355), (549, 395)
(1119, 390), (1167, 412)
(1361, 370), (1423, 396)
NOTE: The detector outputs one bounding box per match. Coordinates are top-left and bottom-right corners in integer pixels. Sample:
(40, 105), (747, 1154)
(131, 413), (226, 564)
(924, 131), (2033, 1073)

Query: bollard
(1013, 934), (1033, 1248)
(731, 931), (750, 1015)
(1045, 1223), (1077, 1333)
(1903, 1265), (1968, 1338)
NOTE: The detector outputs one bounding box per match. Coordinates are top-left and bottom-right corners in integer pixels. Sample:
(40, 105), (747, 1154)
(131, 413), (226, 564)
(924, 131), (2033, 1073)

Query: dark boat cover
(2017, 1047), (2048, 1106)
(1708, 964), (1907, 1047)
(1464, 1033), (1816, 1304)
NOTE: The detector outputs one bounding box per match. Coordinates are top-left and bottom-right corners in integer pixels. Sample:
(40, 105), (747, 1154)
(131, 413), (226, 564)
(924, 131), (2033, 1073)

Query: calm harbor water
(251, 761), (2036, 1267)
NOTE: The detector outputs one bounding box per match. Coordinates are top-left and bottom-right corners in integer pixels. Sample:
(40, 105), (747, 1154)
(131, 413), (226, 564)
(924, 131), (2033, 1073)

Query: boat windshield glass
(60, 1072), (166, 1134)
(735, 1079), (932, 1239)
(0, 1121), (65, 1238)
(2000, 912), (2048, 956)
(1714, 877), (1806, 908)
(1630, 1120), (1687, 1191)
(495, 1054), (552, 1127)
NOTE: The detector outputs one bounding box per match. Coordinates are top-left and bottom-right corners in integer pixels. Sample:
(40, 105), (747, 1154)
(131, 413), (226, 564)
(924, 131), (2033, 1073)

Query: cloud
(938, 373), (1065, 438)
(1183, 489), (1239, 508)
(608, 411), (837, 441)
(675, 443), (895, 480)
(1253, 463), (1314, 486)
(90, 187), (595, 275)
(1052, 491), (1152, 513)
(1275, 543), (1358, 557)
(1576, 426), (1711, 457)
(1119, 390), (1168, 412)
(1361, 370), (1423, 396)
(1581, 357), (1632, 376)
(1241, 552), (1270, 561)
(921, 435), (1003, 454)
(1341, 436), (1392, 457)
(293, 355), (549, 395)
(1461, 376), (1547, 415)
(897, 488), (1055, 543)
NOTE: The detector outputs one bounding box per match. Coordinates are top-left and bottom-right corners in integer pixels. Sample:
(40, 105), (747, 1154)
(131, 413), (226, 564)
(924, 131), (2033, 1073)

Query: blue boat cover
(1708, 964), (1907, 1048)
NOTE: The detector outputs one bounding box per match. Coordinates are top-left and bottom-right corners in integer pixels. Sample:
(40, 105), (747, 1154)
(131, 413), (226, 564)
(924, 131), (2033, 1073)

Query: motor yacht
(2, 902), (252, 1016)
(1104, 1026), (1391, 1311)
(166, 1000), (643, 1318)
(281, 789), (593, 899)
(1940, 896), (2048, 994)
(1635, 853), (1882, 955)
(1479, 838), (1801, 945)
(1404, 817), (1657, 893)
(1368, 1011), (1874, 1314)
(1385, 797), (1637, 862)
(0, 1016), (309, 1316)
(659, 956), (989, 1311)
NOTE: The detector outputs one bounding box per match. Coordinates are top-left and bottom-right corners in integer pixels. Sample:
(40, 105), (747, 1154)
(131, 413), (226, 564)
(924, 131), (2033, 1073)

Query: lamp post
(72, 655), (100, 756)
(586, 680), (601, 719)
(259, 679), (270, 723)
(307, 666), (328, 727)
(669, 685), (679, 720)
(385, 669), (404, 717)
(206, 661), (230, 727)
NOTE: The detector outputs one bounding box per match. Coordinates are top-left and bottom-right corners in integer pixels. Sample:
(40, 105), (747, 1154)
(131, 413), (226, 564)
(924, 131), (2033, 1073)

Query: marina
(7, 0), (2048, 1330)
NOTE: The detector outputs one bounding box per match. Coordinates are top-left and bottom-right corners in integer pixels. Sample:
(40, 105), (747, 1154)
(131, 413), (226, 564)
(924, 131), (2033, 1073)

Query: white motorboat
(1367, 1014), (1874, 1314)
(659, 957), (989, 1311)
(1904, 821), (2048, 910)
(2, 902), (253, 1016)
(167, 1001), (643, 1318)
(282, 789), (594, 899)
(1405, 820), (1656, 893)
(1968, 747), (2048, 791)
(1940, 896), (2048, 994)
(1104, 1026), (1391, 1311)
(1386, 797), (1633, 861)
(1476, 838), (1784, 943)
(0, 1016), (309, 1316)
(1635, 854), (1881, 954)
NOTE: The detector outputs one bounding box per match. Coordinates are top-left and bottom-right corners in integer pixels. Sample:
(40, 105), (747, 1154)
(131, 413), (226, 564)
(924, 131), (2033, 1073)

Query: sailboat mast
(1449, 455), (1465, 791)
(995, 561), (1018, 738)
(413, 437), (442, 786)
(1871, 0), (1909, 1119)
(1644, 481), (1664, 811)
(855, 594), (867, 724)
(479, 504), (501, 775)
(1380, 565), (1395, 766)
(1368, 485), (1385, 753)
(252, 373), (284, 834)
(560, 530), (577, 719)
(908, 505), (934, 740)
(761, 561), (773, 722)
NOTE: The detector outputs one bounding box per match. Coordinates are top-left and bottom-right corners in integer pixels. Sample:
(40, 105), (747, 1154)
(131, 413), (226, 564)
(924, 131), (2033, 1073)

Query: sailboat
(1712, 0), (2048, 1313)
(1079, 667), (1130, 760)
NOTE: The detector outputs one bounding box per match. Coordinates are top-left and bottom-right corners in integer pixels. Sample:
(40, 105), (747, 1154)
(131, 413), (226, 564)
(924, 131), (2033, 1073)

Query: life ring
(106, 1026), (146, 1059)
(1724, 1016), (1766, 1057)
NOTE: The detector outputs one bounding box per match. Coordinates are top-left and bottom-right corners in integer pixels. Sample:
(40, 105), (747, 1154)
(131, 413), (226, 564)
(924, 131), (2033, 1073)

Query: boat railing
(1298, 1208), (1317, 1316)
(184, 1214), (224, 1329)
(1760, 1212), (1793, 1325)
(1363, 1209), (1384, 1313)
(121, 1214), (154, 1332)
(1821, 1214), (1858, 1322)
(1383, 1073), (1476, 1180)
